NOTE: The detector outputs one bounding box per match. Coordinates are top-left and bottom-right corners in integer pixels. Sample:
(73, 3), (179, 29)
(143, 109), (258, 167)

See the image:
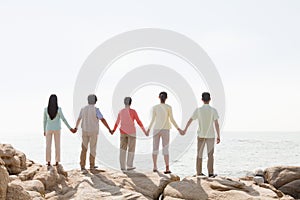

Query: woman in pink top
(112, 97), (148, 170)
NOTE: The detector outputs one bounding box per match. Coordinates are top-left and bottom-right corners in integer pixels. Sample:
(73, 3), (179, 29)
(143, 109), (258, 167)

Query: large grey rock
(0, 165), (9, 200)
(264, 166), (300, 188)
(279, 179), (300, 199)
(253, 176), (264, 184)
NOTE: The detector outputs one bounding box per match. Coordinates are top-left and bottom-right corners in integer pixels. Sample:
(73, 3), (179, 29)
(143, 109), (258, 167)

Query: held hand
(109, 129), (114, 135)
(216, 137), (220, 144)
(146, 129), (150, 136)
(144, 130), (149, 137)
(181, 129), (186, 136)
(178, 128), (184, 135)
(70, 128), (77, 134)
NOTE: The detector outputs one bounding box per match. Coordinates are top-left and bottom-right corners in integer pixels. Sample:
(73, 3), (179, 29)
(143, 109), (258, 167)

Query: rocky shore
(0, 144), (299, 200)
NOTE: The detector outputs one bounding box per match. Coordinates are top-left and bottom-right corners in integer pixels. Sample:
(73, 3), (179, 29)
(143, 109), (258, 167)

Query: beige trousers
(80, 131), (98, 169)
(46, 130), (61, 163)
(153, 129), (170, 155)
(120, 134), (136, 169)
(197, 137), (215, 175)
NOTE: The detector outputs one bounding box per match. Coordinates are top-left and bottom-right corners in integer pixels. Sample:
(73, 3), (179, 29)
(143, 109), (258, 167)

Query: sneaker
(81, 169), (88, 174)
(127, 167), (136, 171)
(193, 173), (206, 177)
(209, 174), (217, 178)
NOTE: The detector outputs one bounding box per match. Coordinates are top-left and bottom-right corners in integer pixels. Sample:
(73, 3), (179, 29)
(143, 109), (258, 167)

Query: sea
(1, 131), (299, 178)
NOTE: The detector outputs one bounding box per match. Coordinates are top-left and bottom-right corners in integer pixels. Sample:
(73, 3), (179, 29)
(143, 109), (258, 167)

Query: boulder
(254, 168), (264, 177)
(66, 170), (150, 200)
(279, 179), (300, 199)
(15, 150), (27, 170)
(264, 166), (300, 188)
(33, 165), (66, 191)
(0, 165), (9, 200)
(163, 176), (287, 200)
(0, 144), (27, 175)
(27, 190), (44, 199)
(6, 182), (31, 200)
(18, 163), (42, 181)
(0, 158), (4, 165)
(9, 175), (19, 182)
(20, 180), (45, 194)
(0, 144), (16, 158)
(253, 176), (264, 184)
(83, 169), (180, 199)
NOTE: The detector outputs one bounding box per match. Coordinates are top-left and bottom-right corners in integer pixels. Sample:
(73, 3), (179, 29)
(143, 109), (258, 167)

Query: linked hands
(70, 128), (77, 134)
(146, 129), (150, 137)
(177, 128), (184, 135)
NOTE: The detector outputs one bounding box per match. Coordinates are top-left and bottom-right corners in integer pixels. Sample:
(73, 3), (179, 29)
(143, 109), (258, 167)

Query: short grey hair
(88, 94), (97, 105)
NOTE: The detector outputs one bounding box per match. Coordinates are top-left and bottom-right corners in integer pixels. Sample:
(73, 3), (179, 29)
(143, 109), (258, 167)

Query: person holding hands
(147, 91), (183, 174)
(112, 97), (147, 171)
(183, 92), (220, 177)
(75, 94), (112, 171)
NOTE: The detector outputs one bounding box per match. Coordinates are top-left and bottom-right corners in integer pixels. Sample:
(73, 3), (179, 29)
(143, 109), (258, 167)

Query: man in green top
(183, 92), (220, 177)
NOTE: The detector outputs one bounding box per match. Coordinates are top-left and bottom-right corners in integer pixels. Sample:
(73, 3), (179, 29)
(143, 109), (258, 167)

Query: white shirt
(78, 105), (103, 133)
(148, 103), (179, 130)
(191, 104), (219, 138)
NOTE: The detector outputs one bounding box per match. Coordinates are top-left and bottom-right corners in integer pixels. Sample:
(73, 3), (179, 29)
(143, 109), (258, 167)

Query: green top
(43, 107), (71, 131)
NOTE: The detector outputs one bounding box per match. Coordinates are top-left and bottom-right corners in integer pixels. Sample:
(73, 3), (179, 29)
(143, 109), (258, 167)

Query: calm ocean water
(1, 131), (299, 178)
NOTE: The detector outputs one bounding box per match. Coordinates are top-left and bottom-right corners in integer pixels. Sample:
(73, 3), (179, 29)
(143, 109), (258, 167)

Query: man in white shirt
(75, 94), (112, 171)
(183, 92), (220, 177)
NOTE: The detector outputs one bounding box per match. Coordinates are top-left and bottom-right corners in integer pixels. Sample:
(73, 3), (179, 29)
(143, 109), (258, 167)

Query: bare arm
(169, 107), (179, 130)
(184, 118), (194, 134)
(147, 108), (156, 135)
(112, 113), (121, 133)
(75, 118), (81, 130)
(215, 120), (220, 144)
(134, 111), (147, 135)
(43, 109), (47, 136)
(101, 118), (111, 132)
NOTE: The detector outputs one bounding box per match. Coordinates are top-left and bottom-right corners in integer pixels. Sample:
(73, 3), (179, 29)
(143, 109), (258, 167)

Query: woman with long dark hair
(43, 94), (75, 166)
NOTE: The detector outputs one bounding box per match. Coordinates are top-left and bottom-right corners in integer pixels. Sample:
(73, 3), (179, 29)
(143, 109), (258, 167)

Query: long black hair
(47, 94), (58, 120)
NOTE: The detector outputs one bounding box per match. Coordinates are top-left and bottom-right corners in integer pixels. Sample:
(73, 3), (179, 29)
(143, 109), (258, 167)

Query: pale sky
(0, 0), (300, 134)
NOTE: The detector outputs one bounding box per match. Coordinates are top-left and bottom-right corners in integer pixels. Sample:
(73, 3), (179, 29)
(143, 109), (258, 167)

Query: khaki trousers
(80, 131), (98, 169)
(120, 134), (136, 169)
(46, 130), (61, 163)
(197, 137), (215, 175)
(152, 129), (170, 155)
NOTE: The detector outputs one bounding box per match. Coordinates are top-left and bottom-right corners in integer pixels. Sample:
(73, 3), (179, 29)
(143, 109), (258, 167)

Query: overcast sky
(0, 0), (300, 134)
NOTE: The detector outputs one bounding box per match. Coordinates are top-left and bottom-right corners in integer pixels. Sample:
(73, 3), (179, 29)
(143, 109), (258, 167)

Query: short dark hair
(124, 97), (132, 106)
(159, 91), (168, 102)
(202, 92), (211, 102)
(88, 94), (97, 105)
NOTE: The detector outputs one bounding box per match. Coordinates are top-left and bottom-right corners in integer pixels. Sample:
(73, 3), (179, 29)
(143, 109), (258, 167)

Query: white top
(148, 103), (179, 130)
(191, 104), (219, 138)
(78, 105), (103, 133)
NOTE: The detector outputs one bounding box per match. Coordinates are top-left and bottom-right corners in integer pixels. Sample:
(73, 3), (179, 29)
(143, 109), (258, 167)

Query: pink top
(113, 108), (145, 134)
